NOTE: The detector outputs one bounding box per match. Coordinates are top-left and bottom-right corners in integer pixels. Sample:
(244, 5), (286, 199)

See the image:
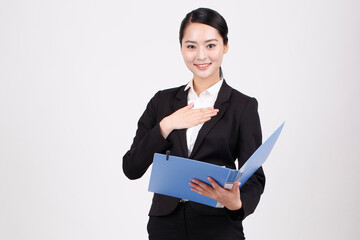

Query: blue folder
(148, 122), (285, 208)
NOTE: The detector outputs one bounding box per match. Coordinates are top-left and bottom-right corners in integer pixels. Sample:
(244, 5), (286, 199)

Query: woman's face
(181, 23), (228, 82)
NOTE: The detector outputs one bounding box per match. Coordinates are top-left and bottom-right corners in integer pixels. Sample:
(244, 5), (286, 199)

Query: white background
(1, 0), (359, 239)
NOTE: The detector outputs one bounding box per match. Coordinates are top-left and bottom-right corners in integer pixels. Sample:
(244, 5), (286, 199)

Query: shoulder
(149, 84), (186, 102)
(159, 84), (186, 96)
(225, 82), (261, 125)
(225, 81), (258, 107)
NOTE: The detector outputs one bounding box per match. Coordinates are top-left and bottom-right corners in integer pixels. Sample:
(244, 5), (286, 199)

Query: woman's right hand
(159, 103), (219, 139)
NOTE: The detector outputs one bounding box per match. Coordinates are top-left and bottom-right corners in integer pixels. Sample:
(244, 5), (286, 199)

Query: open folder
(148, 122), (285, 208)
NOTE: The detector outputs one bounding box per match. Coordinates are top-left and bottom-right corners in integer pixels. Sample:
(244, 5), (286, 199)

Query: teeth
(197, 64), (210, 67)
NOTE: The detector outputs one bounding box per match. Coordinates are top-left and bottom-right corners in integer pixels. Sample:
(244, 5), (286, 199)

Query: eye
(207, 43), (216, 48)
(186, 45), (196, 49)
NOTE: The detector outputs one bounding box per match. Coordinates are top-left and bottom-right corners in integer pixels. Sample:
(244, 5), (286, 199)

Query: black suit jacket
(123, 80), (265, 220)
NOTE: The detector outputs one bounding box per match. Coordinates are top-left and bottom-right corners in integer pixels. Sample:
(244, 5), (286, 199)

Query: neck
(193, 73), (221, 96)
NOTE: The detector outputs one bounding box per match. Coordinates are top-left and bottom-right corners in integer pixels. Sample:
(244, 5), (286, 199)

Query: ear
(224, 43), (229, 54)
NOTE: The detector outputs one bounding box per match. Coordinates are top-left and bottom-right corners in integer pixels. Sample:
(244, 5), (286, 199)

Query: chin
(193, 71), (217, 80)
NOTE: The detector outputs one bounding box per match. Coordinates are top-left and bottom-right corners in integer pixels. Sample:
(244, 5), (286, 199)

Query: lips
(195, 63), (211, 70)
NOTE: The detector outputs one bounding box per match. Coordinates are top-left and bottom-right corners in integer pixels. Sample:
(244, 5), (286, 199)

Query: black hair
(179, 8), (228, 78)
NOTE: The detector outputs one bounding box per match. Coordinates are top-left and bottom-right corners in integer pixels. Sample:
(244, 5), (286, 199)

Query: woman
(123, 8), (265, 240)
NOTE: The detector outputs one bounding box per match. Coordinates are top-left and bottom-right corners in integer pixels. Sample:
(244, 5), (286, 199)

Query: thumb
(232, 182), (241, 192)
(185, 102), (194, 109)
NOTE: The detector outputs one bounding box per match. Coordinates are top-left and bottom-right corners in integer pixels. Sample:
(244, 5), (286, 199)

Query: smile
(195, 63), (211, 70)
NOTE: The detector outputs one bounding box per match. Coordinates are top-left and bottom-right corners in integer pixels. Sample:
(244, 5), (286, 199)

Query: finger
(199, 107), (213, 112)
(204, 111), (219, 119)
(190, 186), (208, 197)
(208, 108), (219, 113)
(197, 112), (217, 120)
(203, 112), (218, 118)
(195, 109), (215, 116)
(198, 108), (218, 114)
(203, 107), (219, 112)
(181, 103), (194, 111)
(187, 110), (217, 126)
(197, 114), (217, 124)
(196, 117), (212, 125)
(189, 181), (199, 188)
(208, 177), (223, 191)
(191, 109), (217, 119)
(189, 182), (207, 195)
(231, 182), (241, 192)
(185, 102), (194, 109)
(199, 109), (218, 116)
(192, 179), (214, 193)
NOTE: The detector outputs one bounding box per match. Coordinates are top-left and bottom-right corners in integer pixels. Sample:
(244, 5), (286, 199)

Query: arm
(122, 91), (172, 180)
(235, 97), (265, 220)
(189, 98), (265, 219)
(123, 91), (219, 180)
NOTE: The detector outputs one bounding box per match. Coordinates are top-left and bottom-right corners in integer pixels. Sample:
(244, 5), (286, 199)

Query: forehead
(182, 23), (222, 42)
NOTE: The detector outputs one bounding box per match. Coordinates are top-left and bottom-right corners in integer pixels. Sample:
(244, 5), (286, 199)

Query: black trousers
(147, 202), (245, 240)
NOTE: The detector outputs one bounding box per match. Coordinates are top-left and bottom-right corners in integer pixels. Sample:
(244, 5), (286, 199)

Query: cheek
(182, 52), (195, 64)
(209, 50), (224, 62)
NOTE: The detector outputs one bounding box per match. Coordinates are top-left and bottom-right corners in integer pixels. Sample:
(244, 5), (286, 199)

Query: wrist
(160, 117), (173, 139)
(227, 199), (242, 211)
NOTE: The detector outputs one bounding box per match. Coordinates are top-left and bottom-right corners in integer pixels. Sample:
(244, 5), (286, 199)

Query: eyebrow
(184, 39), (219, 44)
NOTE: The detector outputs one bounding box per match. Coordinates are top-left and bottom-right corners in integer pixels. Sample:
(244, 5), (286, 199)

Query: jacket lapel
(189, 80), (232, 159)
(170, 85), (189, 157)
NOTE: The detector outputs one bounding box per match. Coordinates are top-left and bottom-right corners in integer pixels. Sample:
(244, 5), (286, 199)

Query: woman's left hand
(189, 177), (242, 211)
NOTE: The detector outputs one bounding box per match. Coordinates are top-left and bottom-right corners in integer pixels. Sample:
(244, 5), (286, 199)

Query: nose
(197, 46), (207, 61)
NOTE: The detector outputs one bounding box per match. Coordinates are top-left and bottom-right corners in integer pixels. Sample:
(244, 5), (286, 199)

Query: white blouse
(184, 79), (223, 156)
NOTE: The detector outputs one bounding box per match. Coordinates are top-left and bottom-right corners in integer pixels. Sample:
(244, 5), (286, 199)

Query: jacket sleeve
(122, 91), (173, 180)
(227, 97), (265, 220)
